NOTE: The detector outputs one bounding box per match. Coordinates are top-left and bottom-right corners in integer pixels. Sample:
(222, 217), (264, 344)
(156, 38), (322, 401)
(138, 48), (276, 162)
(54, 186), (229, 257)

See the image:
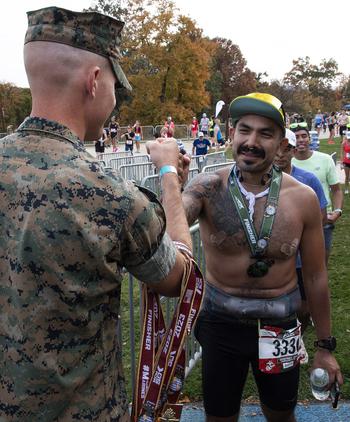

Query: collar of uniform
(17, 116), (84, 149)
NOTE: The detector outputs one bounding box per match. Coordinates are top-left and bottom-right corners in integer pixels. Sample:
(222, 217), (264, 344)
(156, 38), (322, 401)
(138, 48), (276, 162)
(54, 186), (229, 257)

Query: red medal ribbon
(132, 255), (204, 421)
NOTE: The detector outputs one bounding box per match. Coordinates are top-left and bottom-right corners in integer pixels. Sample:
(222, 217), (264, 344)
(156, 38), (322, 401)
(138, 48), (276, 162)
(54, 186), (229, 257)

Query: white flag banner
(215, 100), (225, 118)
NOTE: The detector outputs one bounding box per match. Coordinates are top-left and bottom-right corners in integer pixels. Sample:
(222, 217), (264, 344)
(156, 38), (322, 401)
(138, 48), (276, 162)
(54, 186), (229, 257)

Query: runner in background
(340, 130), (350, 194)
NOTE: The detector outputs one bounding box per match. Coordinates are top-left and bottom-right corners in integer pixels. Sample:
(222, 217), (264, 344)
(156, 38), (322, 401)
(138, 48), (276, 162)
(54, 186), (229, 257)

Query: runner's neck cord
(236, 177), (269, 221)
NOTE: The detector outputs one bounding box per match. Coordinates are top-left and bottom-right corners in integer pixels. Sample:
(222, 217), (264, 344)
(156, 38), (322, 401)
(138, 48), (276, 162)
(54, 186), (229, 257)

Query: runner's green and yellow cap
(230, 93), (286, 135)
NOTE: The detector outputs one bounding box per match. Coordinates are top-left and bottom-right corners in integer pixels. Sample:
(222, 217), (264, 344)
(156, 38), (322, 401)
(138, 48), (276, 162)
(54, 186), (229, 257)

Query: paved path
(181, 402), (350, 421)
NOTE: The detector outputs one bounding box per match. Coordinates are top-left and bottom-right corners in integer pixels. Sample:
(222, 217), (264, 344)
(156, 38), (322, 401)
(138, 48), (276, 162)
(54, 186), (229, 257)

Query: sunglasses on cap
(290, 122), (309, 130)
(245, 92), (285, 121)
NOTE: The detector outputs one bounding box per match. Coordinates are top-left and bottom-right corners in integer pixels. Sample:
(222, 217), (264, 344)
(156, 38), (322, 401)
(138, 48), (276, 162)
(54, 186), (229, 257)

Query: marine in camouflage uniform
(0, 7), (179, 422)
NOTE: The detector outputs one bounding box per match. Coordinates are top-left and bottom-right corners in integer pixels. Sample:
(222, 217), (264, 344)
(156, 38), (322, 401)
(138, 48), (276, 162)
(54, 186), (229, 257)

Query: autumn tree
(0, 83), (31, 132)
(206, 38), (256, 114)
(283, 56), (340, 111)
(90, 0), (212, 124)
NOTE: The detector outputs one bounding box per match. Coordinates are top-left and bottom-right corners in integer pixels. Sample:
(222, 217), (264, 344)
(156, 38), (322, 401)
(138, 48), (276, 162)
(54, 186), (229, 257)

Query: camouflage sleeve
(118, 185), (177, 283)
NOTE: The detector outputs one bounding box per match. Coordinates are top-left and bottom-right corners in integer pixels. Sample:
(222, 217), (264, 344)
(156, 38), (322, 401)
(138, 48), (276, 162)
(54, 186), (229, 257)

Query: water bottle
(310, 368), (330, 400)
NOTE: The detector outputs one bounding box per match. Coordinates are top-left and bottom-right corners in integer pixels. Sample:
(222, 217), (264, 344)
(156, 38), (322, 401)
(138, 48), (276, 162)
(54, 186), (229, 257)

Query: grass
(121, 136), (350, 403)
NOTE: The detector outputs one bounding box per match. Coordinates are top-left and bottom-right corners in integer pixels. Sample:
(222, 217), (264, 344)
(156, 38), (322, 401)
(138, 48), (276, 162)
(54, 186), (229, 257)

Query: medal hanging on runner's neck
(228, 165), (282, 278)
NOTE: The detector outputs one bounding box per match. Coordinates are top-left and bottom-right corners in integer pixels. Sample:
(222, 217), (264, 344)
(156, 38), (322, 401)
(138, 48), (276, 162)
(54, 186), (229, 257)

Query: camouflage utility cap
(25, 6), (132, 91)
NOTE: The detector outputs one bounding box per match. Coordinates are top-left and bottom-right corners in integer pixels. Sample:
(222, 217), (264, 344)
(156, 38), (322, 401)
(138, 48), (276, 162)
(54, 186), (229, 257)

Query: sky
(1, 0), (349, 88)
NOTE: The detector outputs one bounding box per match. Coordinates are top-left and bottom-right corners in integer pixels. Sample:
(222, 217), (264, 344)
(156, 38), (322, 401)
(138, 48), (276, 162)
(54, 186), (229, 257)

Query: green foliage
(0, 83), (31, 132)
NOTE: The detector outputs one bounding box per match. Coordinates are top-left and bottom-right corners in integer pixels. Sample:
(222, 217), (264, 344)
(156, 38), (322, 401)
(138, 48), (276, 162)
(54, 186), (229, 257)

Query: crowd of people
(0, 5), (347, 422)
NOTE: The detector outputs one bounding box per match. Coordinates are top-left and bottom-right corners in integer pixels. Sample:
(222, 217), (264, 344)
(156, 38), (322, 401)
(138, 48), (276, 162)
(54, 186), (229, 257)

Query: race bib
(110, 128), (117, 133)
(258, 320), (301, 374)
(126, 140), (133, 145)
(346, 153), (350, 159)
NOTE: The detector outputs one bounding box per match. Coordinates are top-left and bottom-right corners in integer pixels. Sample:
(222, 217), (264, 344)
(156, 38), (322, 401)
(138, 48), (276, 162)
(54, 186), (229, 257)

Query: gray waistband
(203, 282), (301, 320)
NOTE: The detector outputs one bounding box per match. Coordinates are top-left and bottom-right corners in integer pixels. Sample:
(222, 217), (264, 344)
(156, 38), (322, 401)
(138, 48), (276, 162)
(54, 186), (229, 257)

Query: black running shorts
(194, 310), (299, 417)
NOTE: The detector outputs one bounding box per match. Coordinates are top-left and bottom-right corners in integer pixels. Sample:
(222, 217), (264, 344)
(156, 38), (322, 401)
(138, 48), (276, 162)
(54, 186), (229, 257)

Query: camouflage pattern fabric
(0, 117), (176, 421)
(25, 6), (132, 91)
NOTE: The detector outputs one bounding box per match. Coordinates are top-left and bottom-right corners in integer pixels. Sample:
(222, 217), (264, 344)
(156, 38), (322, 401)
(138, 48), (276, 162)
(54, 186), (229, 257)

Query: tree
(90, 0), (212, 124)
(206, 38), (256, 114)
(0, 83), (31, 132)
(283, 56), (340, 111)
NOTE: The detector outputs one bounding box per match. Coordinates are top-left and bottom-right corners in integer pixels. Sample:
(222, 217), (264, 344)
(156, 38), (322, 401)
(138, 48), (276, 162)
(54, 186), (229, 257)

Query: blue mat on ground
(181, 402), (350, 421)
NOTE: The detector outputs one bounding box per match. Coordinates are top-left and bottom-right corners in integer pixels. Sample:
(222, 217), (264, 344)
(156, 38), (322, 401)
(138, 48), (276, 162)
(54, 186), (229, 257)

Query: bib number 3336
(258, 321), (301, 374)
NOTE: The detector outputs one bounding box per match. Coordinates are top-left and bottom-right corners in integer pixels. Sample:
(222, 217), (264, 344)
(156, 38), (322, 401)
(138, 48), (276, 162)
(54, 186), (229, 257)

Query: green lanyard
(228, 165), (282, 277)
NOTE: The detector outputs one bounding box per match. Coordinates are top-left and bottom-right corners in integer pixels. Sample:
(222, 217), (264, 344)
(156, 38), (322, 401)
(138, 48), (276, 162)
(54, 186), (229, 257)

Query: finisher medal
(228, 165), (282, 278)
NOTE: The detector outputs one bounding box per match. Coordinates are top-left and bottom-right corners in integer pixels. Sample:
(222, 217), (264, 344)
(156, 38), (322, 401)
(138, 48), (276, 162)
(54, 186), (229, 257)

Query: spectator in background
(190, 116), (198, 139)
(341, 130), (350, 194)
(192, 131), (211, 156)
(109, 115), (119, 152)
(200, 112), (209, 135)
(133, 120), (143, 153)
(164, 116), (175, 137)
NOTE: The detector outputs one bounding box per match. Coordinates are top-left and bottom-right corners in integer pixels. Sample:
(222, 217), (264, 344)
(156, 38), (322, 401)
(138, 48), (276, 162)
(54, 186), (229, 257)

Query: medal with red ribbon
(131, 252), (204, 422)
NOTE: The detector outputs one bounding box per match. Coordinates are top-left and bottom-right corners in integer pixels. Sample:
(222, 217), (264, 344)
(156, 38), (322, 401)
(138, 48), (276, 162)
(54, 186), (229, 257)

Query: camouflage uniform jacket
(0, 117), (177, 421)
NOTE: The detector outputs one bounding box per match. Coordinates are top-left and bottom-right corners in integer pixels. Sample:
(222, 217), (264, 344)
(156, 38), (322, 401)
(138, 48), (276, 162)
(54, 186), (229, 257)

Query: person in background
(164, 116), (175, 137)
(200, 112), (210, 136)
(340, 130), (350, 194)
(95, 127), (108, 154)
(209, 115), (215, 145)
(338, 109), (349, 140)
(192, 131), (211, 156)
(327, 112), (336, 145)
(291, 122), (343, 265)
(190, 116), (198, 139)
(214, 118), (225, 150)
(121, 125), (135, 153)
(314, 110), (323, 135)
(133, 120), (143, 153)
(274, 128), (328, 363)
(109, 115), (119, 152)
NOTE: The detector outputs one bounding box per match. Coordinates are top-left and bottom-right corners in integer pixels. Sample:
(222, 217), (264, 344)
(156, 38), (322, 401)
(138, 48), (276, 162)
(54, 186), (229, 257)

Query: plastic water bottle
(310, 368), (330, 400)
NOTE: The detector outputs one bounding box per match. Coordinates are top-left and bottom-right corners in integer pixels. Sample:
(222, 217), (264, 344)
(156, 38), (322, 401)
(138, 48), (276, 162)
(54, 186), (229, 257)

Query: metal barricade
(97, 151), (131, 166)
(190, 155), (206, 171)
(124, 223), (204, 395)
(140, 174), (161, 196)
(188, 167), (200, 182)
(110, 154), (149, 170)
(203, 151), (226, 167)
(202, 161), (234, 173)
(119, 162), (155, 183)
(141, 125), (155, 141)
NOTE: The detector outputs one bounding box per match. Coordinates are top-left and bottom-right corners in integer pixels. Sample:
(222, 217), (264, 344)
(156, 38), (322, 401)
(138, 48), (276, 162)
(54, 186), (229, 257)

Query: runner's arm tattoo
(182, 173), (217, 226)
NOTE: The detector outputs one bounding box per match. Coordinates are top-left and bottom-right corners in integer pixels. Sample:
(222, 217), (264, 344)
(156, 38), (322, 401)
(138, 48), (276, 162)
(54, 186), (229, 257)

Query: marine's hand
(312, 349), (343, 388)
(146, 138), (179, 170)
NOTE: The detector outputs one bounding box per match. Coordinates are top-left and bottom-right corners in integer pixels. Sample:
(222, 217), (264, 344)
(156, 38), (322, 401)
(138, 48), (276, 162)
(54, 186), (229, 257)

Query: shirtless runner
(182, 93), (343, 422)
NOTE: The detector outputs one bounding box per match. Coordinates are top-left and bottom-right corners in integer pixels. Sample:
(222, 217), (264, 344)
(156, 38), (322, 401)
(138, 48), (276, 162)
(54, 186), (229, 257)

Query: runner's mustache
(238, 146), (265, 158)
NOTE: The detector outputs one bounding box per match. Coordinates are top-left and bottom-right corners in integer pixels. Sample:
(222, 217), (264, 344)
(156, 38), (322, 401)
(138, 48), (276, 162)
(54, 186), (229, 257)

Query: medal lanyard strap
(228, 165), (282, 256)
